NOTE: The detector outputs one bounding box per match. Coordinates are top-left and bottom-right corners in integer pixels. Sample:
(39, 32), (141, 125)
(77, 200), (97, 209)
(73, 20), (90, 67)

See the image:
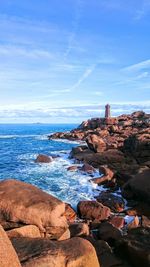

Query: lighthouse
(105, 104), (111, 118)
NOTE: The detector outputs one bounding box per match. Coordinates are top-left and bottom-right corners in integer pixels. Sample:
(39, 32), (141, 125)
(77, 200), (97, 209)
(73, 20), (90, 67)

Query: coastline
(0, 111), (150, 267)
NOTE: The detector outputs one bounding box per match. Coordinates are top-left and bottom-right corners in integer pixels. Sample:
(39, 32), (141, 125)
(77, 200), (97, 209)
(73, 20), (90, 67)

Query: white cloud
(0, 45), (53, 59)
(0, 102), (149, 123)
(123, 59), (150, 72)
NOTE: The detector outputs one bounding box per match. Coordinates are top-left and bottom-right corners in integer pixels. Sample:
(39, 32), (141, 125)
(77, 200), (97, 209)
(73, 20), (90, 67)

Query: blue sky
(0, 0), (150, 123)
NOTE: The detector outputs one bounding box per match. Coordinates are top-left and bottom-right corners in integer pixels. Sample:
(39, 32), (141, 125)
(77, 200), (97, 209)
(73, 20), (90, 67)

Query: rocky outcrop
(11, 237), (100, 267)
(0, 225), (21, 267)
(0, 179), (68, 239)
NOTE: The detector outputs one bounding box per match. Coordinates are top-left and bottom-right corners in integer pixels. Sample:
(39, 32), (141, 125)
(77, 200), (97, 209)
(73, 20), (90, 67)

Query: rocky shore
(0, 110), (150, 267)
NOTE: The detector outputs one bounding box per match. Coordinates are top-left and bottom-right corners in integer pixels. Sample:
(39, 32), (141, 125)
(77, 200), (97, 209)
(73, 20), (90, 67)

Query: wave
(17, 151), (105, 207)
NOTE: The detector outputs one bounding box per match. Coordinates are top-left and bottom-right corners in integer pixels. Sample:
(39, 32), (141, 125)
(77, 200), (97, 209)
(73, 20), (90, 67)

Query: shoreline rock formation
(0, 110), (149, 267)
(47, 110), (150, 266)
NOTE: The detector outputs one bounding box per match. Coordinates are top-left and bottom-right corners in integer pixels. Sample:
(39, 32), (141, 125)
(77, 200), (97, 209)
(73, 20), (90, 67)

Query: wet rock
(7, 225), (41, 238)
(11, 236), (100, 267)
(67, 166), (78, 172)
(77, 201), (111, 221)
(69, 223), (89, 237)
(80, 163), (96, 174)
(96, 192), (125, 212)
(0, 225), (21, 267)
(35, 154), (53, 163)
(64, 203), (77, 223)
(98, 222), (122, 244)
(0, 179), (68, 239)
(115, 227), (150, 267)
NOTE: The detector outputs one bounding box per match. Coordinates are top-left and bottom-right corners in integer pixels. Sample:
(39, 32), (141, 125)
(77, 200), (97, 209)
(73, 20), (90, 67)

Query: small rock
(35, 154), (53, 163)
(67, 166), (78, 172)
(80, 163), (96, 174)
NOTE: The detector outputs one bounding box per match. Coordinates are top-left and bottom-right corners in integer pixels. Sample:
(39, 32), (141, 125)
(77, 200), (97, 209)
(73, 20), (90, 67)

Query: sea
(0, 123), (98, 208)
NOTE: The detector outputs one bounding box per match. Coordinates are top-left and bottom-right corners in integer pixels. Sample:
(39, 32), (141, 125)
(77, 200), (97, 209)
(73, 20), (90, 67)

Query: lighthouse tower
(105, 104), (111, 118)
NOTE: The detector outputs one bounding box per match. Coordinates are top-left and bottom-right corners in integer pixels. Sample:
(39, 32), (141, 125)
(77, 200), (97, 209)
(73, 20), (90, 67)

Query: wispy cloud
(69, 64), (96, 90)
(64, 0), (83, 58)
(0, 45), (53, 59)
(123, 59), (150, 72)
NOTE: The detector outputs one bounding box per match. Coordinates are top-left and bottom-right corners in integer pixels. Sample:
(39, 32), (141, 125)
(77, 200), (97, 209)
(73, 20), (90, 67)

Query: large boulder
(0, 225), (21, 267)
(115, 227), (150, 267)
(0, 179), (68, 239)
(77, 201), (111, 221)
(86, 134), (106, 153)
(96, 192), (125, 212)
(123, 169), (150, 203)
(98, 222), (122, 244)
(80, 163), (96, 174)
(11, 237), (100, 267)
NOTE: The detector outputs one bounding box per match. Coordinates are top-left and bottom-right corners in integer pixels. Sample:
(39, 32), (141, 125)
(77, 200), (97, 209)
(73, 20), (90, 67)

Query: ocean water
(0, 124), (97, 208)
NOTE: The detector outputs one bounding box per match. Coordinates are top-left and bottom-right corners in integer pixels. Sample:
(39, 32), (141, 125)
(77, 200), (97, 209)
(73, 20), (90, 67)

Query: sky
(0, 0), (150, 123)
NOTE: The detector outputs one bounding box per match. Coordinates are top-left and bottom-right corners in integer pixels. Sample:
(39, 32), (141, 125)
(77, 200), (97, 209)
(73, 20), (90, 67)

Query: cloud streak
(69, 64), (96, 91)
(123, 59), (150, 72)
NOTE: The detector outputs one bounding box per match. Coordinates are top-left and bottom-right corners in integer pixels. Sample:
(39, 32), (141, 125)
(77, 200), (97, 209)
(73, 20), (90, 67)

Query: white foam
(54, 138), (85, 145)
(0, 134), (40, 139)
